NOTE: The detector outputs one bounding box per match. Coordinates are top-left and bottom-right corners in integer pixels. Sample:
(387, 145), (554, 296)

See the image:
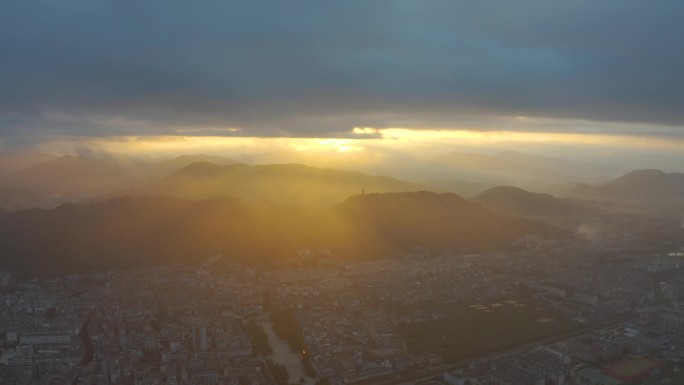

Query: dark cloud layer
(1, 0), (683, 137)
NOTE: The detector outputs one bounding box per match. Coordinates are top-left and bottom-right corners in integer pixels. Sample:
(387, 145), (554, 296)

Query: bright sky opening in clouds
(23, 124), (684, 170)
(1, 0), (683, 171)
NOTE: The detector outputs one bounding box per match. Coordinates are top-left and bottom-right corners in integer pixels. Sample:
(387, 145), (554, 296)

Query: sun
(319, 139), (365, 153)
(288, 138), (365, 153)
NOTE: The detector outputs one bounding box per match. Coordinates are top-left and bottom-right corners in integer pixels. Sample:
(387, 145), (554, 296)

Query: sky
(1, 1), (683, 170)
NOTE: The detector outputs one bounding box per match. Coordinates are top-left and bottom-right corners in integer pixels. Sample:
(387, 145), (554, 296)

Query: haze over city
(1, 2), (684, 385)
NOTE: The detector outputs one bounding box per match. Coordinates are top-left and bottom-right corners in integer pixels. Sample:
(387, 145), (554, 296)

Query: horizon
(2, 2), (684, 385)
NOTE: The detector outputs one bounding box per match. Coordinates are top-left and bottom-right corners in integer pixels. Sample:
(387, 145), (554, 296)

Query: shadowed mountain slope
(473, 186), (588, 217)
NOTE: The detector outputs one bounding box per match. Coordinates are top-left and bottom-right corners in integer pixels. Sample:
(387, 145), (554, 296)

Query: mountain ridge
(104, 162), (429, 207)
(146, 154), (240, 177)
(0, 155), (143, 209)
(472, 186), (593, 219)
(571, 169), (684, 200)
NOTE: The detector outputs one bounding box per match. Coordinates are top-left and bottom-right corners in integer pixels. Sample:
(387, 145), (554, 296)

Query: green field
(399, 300), (582, 362)
(607, 357), (660, 377)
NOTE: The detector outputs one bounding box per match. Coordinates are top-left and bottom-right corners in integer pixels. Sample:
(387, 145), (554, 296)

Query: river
(262, 321), (315, 385)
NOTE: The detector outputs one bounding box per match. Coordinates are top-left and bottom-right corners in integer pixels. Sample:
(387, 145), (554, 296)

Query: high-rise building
(192, 325), (208, 351)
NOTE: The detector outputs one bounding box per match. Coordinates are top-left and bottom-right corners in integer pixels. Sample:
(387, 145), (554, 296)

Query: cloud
(1, 0), (684, 138)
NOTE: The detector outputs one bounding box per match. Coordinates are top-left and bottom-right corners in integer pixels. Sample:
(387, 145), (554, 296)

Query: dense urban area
(3, 0), (684, 384)
(2, 228), (684, 385)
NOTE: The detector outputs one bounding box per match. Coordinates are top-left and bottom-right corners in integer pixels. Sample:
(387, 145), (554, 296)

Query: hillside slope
(110, 162), (428, 207)
(572, 169), (684, 200)
(0, 192), (560, 276)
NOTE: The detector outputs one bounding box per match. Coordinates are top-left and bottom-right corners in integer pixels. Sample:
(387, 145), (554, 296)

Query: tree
(245, 320), (273, 356)
(266, 359), (290, 385)
(270, 311), (305, 353)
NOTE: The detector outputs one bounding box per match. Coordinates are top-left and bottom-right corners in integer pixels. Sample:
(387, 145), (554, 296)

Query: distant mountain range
(145, 154), (240, 178)
(105, 162), (428, 207)
(0, 151), (57, 177)
(572, 169), (684, 201)
(0, 156), (142, 209)
(0, 151), (678, 213)
(0, 192), (559, 276)
(435, 151), (620, 182)
(421, 179), (496, 197)
(247, 149), (622, 187)
(0, 154), (433, 209)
